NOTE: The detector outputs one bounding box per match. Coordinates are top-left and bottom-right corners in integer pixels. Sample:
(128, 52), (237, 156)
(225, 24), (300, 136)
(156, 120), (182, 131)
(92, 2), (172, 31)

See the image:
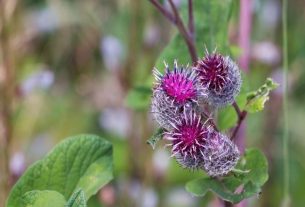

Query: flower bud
(200, 129), (240, 176)
(195, 53), (241, 107)
(164, 111), (209, 169)
(151, 61), (206, 130)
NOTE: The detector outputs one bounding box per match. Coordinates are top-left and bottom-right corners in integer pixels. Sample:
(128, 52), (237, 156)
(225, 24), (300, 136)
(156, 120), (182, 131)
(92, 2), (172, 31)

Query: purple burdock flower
(195, 53), (241, 107)
(151, 61), (206, 130)
(164, 111), (210, 169)
(200, 128), (240, 176)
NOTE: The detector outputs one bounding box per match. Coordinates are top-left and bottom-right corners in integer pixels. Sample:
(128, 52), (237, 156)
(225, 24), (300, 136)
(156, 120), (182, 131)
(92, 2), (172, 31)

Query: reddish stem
(188, 0), (195, 37)
(149, 0), (198, 63)
(149, 0), (175, 23)
(167, 0), (198, 62)
(231, 102), (247, 140)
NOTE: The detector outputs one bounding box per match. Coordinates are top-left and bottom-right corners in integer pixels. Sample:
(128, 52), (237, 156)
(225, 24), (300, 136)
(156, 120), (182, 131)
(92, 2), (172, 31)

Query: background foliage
(0, 0), (304, 206)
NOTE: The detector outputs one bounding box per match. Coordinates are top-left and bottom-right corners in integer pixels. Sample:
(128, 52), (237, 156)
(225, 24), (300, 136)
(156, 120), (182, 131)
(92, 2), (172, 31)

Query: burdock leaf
(147, 128), (164, 150)
(186, 148), (269, 204)
(235, 148), (269, 187)
(6, 135), (113, 207)
(245, 78), (278, 113)
(186, 177), (260, 204)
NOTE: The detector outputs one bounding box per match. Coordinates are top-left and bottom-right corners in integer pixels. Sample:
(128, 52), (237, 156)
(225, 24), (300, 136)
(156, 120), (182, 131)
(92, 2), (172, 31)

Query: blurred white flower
(252, 42), (280, 65)
(153, 148), (170, 175)
(166, 188), (197, 207)
(271, 69), (293, 96)
(259, 0), (280, 29)
(27, 134), (54, 163)
(141, 188), (158, 207)
(21, 68), (55, 96)
(144, 24), (161, 47)
(99, 107), (130, 138)
(28, 7), (59, 33)
(100, 36), (125, 71)
(129, 181), (158, 207)
(10, 152), (25, 176)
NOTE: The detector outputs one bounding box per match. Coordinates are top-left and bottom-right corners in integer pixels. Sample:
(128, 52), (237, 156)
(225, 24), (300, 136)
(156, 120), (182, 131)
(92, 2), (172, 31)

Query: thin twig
(188, 0), (195, 36)
(149, 0), (175, 23)
(232, 101), (242, 117)
(231, 101), (247, 140)
(149, 0), (198, 63)
(231, 102), (247, 140)
(167, 0), (198, 62)
(231, 111), (247, 140)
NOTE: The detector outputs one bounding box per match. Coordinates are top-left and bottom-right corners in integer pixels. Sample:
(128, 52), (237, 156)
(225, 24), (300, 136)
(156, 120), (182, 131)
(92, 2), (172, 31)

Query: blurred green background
(0, 0), (304, 206)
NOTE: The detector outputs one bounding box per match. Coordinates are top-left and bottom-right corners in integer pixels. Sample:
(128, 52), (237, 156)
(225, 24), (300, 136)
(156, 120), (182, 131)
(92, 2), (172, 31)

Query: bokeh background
(0, 0), (304, 206)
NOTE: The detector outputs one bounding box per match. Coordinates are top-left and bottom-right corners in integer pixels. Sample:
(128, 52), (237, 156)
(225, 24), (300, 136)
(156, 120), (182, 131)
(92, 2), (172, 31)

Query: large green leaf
(6, 134), (113, 207)
(186, 148), (268, 204)
(155, 0), (233, 70)
(21, 190), (66, 207)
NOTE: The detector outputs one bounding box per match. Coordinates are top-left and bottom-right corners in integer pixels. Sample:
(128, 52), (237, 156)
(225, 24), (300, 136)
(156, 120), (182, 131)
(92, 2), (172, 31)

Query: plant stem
(231, 102), (247, 140)
(167, 0), (198, 63)
(149, 0), (198, 63)
(232, 101), (242, 117)
(188, 0), (195, 37)
(282, 0), (290, 205)
(149, 0), (175, 23)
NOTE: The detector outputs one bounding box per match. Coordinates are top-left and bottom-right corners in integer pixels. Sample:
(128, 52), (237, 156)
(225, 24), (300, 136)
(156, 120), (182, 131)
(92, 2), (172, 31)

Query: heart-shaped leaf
(186, 148), (268, 204)
(6, 134), (113, 207)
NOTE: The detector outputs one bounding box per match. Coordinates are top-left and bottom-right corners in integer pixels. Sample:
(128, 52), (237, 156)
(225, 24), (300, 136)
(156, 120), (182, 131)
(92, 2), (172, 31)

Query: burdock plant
(148, 0), (278, 206)
(151, 59), (241, 176)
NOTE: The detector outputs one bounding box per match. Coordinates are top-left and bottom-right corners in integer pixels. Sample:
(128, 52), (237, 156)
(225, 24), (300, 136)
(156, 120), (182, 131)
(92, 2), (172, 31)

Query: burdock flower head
(200, 128), (240, 176)
(195, 52), (241, 107)
(151, 61), (206, 130)
(164, 111), (210, 169)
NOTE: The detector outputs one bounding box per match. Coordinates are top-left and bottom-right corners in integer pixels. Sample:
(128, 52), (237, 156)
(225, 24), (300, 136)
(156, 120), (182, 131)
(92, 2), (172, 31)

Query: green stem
(282, 0), (290, 205)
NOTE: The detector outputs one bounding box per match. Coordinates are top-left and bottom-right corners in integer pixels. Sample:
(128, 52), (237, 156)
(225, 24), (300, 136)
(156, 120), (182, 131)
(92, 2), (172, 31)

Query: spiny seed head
(200, 129), (240, 176)
(196, 53), (241, 107)
(174, 152), (202, 170)
(164, 111), (210, 169)
(151, 90), (182, 130)
(151, 61), (206, 130)
(153, 61), (206, 105)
